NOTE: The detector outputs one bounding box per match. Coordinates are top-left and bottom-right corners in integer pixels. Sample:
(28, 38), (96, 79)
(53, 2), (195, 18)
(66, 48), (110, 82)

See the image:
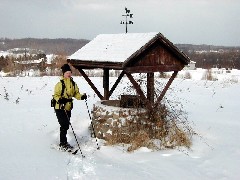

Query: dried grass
(184, 71), (192, 79)
(202, 69), (217, 81)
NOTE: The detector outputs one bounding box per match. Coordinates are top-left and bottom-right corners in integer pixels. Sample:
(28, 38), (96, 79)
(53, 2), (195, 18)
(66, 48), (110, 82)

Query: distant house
(184, 60), (196, 70)
(14, 58), (46, 70)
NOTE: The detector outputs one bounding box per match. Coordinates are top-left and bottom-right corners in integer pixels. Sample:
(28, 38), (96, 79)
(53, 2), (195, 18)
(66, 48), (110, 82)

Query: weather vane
(120, 7), (133, 33)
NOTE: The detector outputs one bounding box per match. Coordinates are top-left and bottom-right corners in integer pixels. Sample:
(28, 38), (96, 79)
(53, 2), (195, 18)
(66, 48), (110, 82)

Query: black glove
(81, 93), (87, 100)
(58, 98), (68, 104)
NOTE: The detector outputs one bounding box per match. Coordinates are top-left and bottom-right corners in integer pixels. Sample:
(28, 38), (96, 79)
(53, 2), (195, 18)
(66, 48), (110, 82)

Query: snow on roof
(46, 54), (56, 64)
(14, 58), (44, 64)
(69, 32), (159, 63)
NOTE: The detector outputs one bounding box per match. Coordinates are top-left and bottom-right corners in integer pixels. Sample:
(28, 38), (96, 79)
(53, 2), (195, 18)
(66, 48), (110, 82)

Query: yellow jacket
(53, 77), (82, 111)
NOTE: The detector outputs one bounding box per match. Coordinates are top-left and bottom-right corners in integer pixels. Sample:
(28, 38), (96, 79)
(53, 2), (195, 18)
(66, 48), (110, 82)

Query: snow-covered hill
(0, 70), (240, 179)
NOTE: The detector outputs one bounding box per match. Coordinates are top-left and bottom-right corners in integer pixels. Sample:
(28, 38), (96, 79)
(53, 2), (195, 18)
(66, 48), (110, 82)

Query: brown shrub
(102, 74), (195, 152)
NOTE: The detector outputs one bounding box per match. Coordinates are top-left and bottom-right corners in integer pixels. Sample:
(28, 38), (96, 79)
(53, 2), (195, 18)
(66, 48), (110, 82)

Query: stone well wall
(92, 100), (147, 140)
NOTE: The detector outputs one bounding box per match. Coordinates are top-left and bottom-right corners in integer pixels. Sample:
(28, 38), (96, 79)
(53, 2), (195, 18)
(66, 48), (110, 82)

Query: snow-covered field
(0, 69), (240, 180)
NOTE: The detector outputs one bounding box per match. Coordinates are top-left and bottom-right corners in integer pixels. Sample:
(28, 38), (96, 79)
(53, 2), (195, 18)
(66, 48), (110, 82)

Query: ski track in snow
(67, 137), (98, 180)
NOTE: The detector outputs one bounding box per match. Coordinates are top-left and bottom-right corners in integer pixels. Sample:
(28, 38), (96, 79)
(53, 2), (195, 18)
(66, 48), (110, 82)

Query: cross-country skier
(52, 63), (87, 151)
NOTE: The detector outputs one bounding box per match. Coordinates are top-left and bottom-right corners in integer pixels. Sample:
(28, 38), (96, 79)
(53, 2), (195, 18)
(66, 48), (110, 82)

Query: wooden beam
(103, 68), (109, 100)
(124, 65), (183, 73)
(70, 60), (123, 70)
(109, 71), (125, 98)
(125, 72), (152, 110)
(154, 71), (178, 108)
(77, 68), (103, 100)
(147, 73), (154, 104)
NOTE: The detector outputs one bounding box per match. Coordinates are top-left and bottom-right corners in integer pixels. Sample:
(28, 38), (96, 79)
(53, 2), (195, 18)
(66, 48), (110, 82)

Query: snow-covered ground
(0, 69), (240, 180)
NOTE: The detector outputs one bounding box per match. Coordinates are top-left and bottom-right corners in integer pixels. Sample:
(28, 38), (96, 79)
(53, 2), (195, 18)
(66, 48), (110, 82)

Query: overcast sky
(1, 0), (240, 46)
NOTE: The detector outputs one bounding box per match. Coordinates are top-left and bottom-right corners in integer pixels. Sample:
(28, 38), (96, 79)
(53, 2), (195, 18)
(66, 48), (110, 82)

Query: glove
(81, 93), (87, 100)
(58, 98), (68, 104)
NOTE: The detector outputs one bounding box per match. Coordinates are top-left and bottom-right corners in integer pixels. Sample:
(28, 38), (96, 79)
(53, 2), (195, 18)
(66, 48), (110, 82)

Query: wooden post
(103, 68), (109, 100)
(147, 72), (154, 104)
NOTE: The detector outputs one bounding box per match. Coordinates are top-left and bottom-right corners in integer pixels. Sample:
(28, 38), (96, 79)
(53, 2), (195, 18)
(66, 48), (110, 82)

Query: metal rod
(85, 99), (100, 150)
(64, 110), (85, 157)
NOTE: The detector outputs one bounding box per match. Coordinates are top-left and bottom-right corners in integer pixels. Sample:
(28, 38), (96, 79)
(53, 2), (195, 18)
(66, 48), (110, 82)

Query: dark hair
(61, 64), (72, 74)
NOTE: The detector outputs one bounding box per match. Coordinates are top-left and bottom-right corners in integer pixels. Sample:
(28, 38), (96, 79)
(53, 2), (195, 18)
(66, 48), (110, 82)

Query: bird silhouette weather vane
(120, 7), (133, 33)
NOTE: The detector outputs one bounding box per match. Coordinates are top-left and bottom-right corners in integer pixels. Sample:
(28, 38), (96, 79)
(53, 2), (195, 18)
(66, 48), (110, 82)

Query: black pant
(55, 109), (71, 144)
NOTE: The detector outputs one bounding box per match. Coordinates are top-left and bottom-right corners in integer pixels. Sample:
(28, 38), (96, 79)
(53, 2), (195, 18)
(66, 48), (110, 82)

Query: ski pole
(64, 110), (85, 157)
(84, 99), (100, 150)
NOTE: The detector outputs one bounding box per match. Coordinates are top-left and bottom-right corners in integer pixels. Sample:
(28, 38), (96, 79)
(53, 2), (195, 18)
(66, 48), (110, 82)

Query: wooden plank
(125, 72), (153, 110)
(122, 37), (190, 67)
(109, 71), (125, 98)
(78, 68), (103, 100)
(154, 71), (178, 108)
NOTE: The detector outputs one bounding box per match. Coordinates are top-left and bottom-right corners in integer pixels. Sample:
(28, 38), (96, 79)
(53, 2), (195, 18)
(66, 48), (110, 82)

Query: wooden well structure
(68, 32), (190, 110)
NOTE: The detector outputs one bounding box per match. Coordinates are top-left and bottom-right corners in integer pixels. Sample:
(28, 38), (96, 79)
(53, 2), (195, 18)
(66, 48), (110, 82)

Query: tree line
(185, 50), (240, 69)
(175, 44), (240, 69)
(0, 38), (89, 55)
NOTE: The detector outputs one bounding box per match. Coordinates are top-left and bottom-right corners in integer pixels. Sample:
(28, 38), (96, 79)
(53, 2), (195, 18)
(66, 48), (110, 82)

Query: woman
(53, 63), (87, 151)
